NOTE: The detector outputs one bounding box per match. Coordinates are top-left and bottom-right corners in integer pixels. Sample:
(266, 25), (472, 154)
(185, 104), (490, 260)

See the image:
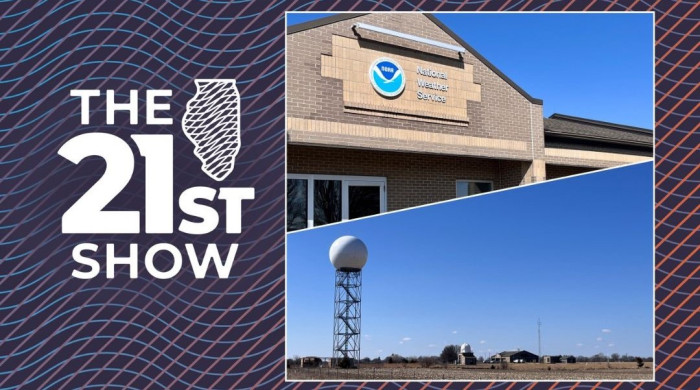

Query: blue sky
(287, 162), (653, 359)
(287, 12), (653, 129)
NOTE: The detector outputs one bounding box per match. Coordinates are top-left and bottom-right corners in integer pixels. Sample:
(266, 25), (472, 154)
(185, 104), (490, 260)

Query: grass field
(287, 362), (654, 381)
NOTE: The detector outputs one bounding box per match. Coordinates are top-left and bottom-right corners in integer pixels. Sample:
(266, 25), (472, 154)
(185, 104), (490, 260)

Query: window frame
(287, 174), (387, 230)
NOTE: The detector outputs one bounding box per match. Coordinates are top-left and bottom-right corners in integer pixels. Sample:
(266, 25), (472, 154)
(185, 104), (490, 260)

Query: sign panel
(322, 35), (481, 124)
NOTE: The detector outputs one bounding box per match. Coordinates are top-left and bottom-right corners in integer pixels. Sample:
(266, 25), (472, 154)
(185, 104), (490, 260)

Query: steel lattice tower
(333, 268), (362, 367)
(328, 236), (368, 369)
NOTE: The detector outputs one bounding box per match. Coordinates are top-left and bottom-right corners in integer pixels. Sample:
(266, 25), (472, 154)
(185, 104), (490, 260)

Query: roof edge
(287, 13), (544, 105)
(287, 13), (365, 34)
(424, 14), (543, 105)
(548, 113), (652, 133)
(544, 130), (653, 148)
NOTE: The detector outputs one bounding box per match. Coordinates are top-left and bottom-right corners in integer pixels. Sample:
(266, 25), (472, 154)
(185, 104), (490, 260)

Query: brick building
(543, 355), (577, 364)
(286, 13), (652, 231)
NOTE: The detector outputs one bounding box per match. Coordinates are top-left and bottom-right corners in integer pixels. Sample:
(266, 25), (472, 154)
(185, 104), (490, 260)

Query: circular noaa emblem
(369, 57), (405, 97)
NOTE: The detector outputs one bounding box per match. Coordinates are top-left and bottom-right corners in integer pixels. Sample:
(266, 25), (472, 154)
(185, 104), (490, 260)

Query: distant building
(543, 355), (561, 364)
(301, 356), (322, 367)
(458, 343), (477, 365)
(543, 355), (577, 364)
(491, 350), (539, 363)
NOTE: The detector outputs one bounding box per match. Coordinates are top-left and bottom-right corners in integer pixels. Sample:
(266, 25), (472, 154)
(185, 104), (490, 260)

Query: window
(456, 180), (493, 198)
(313, 179), (342, 226)
(287, 175), (386, 231)
(286, 179), (308, 231)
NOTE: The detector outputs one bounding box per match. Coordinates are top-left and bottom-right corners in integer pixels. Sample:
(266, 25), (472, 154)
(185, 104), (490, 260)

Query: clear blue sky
(287, 12), (653, 129)
(287, 162), (653, 359)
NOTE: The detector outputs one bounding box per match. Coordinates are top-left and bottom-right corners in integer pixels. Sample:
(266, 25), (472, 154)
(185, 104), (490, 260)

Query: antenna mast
(538, 318), (542, 362)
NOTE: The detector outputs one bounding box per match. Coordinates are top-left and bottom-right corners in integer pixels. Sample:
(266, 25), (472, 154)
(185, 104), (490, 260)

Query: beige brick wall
(544, 147), (652, 168)
(286, 117), (533, 161)
(287, 145), (527, 211)
(321, 35), (480, 123)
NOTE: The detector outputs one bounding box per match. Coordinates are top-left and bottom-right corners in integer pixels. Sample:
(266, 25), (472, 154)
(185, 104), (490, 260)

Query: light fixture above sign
(352, 22), (466, 53)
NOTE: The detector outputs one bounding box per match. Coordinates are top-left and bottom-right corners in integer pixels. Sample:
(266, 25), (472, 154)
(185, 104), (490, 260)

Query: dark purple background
(0, 1), (696, 389)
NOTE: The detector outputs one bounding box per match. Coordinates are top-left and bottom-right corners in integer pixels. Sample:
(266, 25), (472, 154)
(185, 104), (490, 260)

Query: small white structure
(459, 343), (477, 365)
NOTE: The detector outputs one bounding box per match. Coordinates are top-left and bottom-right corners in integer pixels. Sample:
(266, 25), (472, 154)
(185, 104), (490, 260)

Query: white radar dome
(460, 343), (472, 354)
(329, 236), (368, 270)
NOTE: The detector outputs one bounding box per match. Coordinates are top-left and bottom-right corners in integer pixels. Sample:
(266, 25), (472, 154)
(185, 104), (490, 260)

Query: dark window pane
(471, 181), (493, 194)
(287, 179), (308, 231)
(349, 186), (380, 219)
(457, 181), (493, 197)
(314, 180), (341, 226)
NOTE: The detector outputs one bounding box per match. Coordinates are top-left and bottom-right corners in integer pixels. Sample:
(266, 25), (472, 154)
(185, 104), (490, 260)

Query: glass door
(287, 175), (387, 231)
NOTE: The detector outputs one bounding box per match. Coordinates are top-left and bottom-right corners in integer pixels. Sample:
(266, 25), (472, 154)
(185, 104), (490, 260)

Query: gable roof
(287, 13), (543, 105)
(491, 350), (539, 359)
(500, 350), (538, 357)
(544, 113), (653, 147)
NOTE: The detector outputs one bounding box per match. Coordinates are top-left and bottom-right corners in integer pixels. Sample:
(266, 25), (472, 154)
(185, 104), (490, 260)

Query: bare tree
(419, 356), (439, 368)
(440, 345), (459, 363)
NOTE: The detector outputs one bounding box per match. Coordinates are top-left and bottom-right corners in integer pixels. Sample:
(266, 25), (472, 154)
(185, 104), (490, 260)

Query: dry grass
(287, 362), (654, 381)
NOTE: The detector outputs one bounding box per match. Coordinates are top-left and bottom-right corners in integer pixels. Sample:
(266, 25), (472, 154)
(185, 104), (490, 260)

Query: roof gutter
(544, 130), (653, 148)
(549, 113), (652, 134)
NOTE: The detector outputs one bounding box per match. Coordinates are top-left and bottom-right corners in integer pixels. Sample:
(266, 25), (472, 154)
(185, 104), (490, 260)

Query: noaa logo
(369, 57), (405, 97)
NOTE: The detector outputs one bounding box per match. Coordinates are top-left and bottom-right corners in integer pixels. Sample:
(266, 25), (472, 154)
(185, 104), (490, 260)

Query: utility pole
(538, 318), (542, 363)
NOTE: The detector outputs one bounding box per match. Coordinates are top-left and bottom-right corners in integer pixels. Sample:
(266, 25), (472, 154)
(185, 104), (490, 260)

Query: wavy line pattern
(0, 0), (695, 389)
(0, 0), (285, 389)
